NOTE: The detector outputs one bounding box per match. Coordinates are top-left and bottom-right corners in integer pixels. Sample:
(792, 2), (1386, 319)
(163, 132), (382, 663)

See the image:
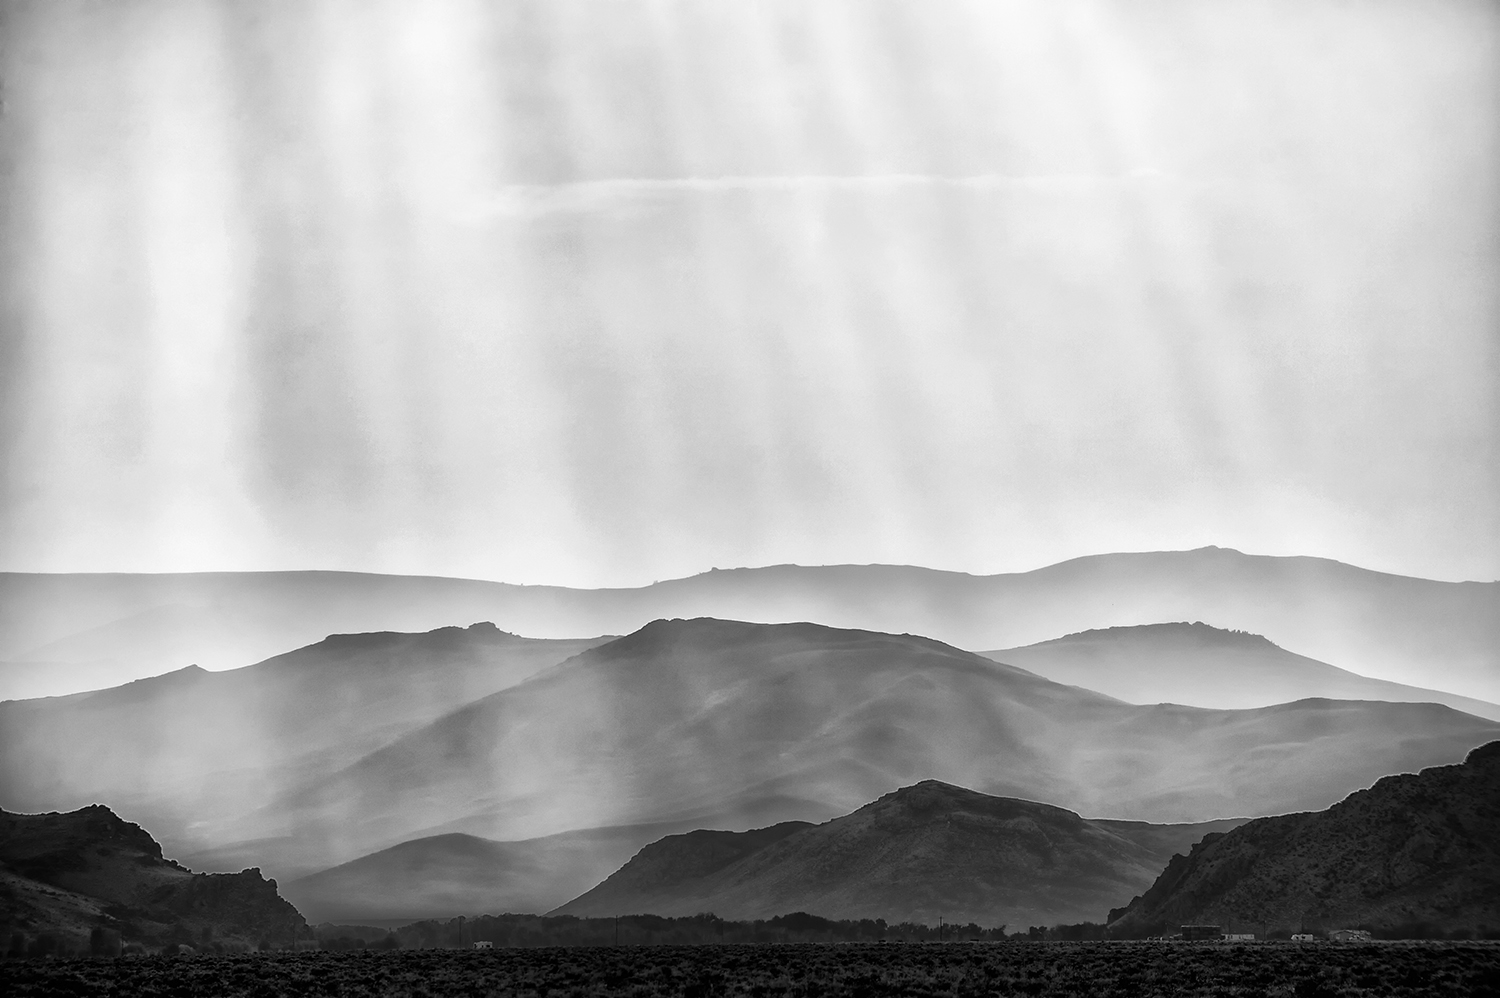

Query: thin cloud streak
(471, 170), (1175, 220)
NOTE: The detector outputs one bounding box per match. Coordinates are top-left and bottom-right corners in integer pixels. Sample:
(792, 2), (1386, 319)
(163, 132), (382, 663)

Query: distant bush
(379, 912), (1009, 950)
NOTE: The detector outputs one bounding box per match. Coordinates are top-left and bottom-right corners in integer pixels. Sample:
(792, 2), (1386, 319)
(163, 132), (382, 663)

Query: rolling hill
(554, 781), (1246, 927)
(0, 623), (608, 871)
(254, 618), (1499, 874)
(280, 820), (816, 923)
(986, 622), (1500, 720)
(1107, 741), (1500, 937)
(4, 547), (1495, 700)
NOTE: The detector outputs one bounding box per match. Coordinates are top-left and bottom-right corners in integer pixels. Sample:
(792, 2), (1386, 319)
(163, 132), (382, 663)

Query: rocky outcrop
(0, 804), (305, 953)
(1108, 741), (1500, 936)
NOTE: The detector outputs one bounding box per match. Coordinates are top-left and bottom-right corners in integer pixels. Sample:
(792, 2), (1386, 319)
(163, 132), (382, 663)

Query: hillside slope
(0, 804), (304, 953)
(1108, 741), (1500, 936)
(986, 622), (1500, 720)
(0, 623), (606, 871)
(4, 547), (1495, 700)
(263, 618), (1500, 868)
(280, 819), (815, 923)
(555, 782), (1232, 926)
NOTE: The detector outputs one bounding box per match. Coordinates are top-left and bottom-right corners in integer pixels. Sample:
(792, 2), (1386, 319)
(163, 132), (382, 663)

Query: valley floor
(2, 941), (1498, 997)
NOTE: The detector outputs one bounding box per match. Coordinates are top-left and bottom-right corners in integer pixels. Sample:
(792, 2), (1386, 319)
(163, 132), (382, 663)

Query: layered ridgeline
(0, 624), (608, 875)
(1108, 742), (1500, 937)
(555, 782), (1246, 927)
(987, 622), (1500, 721)
(4, 547), (1496, 701)
(0, 804), (304, 955)
(262, 619), (1494, 885)
(279, 820), (790, 924)
(5, 617), (1496, 915)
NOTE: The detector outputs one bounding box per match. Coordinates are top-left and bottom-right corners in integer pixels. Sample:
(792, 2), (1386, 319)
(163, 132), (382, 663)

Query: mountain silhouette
(987, 622), (1500, 720)
(1108, 741), (1500, 936)
(259, 618), (1498, 872)
(4, 548), (1494, 700)
(554, 781), (1245, 927)
(0, 623), (607, 874)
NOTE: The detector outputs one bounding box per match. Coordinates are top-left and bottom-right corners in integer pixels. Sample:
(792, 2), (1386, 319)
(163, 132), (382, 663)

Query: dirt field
(3, 940), (1497, 997)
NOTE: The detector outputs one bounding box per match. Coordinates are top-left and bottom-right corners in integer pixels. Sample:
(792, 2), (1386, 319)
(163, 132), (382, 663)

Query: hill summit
(987, 621), (1500, 720)
(555, 780), (1240, 927)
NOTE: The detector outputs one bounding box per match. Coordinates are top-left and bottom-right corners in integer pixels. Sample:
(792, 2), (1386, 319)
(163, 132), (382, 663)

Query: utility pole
(615, 916), (619, 947)
(939, 917), (944, 943)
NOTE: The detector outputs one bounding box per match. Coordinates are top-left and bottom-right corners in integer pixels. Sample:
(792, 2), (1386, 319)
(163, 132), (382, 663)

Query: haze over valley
(4, 583), (1498, 930)
(2, 0), (1496, 955)
(4, 547), (1497, 702)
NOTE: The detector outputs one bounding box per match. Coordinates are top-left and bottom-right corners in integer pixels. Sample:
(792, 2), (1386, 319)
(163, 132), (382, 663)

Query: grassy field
(2, 941), (1497, 997)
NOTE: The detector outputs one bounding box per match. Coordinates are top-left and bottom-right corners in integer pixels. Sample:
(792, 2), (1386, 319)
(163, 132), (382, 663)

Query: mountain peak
(1045, 621), (1277, 649)
(558, 779), (1180, 926)
(864, 780), (1080, 827)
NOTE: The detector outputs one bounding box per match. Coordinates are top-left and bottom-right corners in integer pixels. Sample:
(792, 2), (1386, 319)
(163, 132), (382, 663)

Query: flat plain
(4, 942), (1499, 998)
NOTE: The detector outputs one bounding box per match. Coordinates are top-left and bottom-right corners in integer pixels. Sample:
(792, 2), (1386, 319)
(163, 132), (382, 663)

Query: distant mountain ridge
(986, 622), (1500, 720)
(1108, 741), (1500, 936)
(255, 618), (1497, 873)
(0, 623), (608, 873)
(5, 616), (1496, 908)
(554, 781), (1245, 927)
(4, 546), (1495, 700)
(0, 804), (304, 954)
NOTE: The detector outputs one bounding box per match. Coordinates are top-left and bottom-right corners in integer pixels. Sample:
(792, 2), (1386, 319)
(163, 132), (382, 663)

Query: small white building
(473, 941), (493, 950)
(1291, 933), (1316, 942)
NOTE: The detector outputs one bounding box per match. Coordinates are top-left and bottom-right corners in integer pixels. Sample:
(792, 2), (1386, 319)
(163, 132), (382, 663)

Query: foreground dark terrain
(4, 942), (1499, 997)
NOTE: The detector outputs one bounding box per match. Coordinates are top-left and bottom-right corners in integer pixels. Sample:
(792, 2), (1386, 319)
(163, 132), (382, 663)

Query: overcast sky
(1, 0), (1496, 586)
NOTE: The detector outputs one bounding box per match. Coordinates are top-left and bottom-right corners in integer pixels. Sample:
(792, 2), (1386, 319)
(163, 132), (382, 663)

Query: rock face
(0, 804), (305, 953)
(553, 781), (1244, 928)
(1108, 741), (1500, 936)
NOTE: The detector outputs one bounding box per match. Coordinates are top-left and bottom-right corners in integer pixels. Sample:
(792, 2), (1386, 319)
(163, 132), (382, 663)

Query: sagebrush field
(4, 941), (1498, 997)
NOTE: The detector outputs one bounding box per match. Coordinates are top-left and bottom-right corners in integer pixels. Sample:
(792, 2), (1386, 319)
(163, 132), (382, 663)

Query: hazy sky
(1, 0), (1496, 586)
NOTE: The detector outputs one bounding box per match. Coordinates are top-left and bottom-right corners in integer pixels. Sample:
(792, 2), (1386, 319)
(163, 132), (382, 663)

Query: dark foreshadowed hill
(986, 622), (1500, 720)
(554, 782), (1239, 927)
(1108, 741), (1500, 936)
(0, 623), (607, 870)
(0, 804), (304, 953)
(4, 547), (1495, 700)
(261, 618), (1499, 873)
